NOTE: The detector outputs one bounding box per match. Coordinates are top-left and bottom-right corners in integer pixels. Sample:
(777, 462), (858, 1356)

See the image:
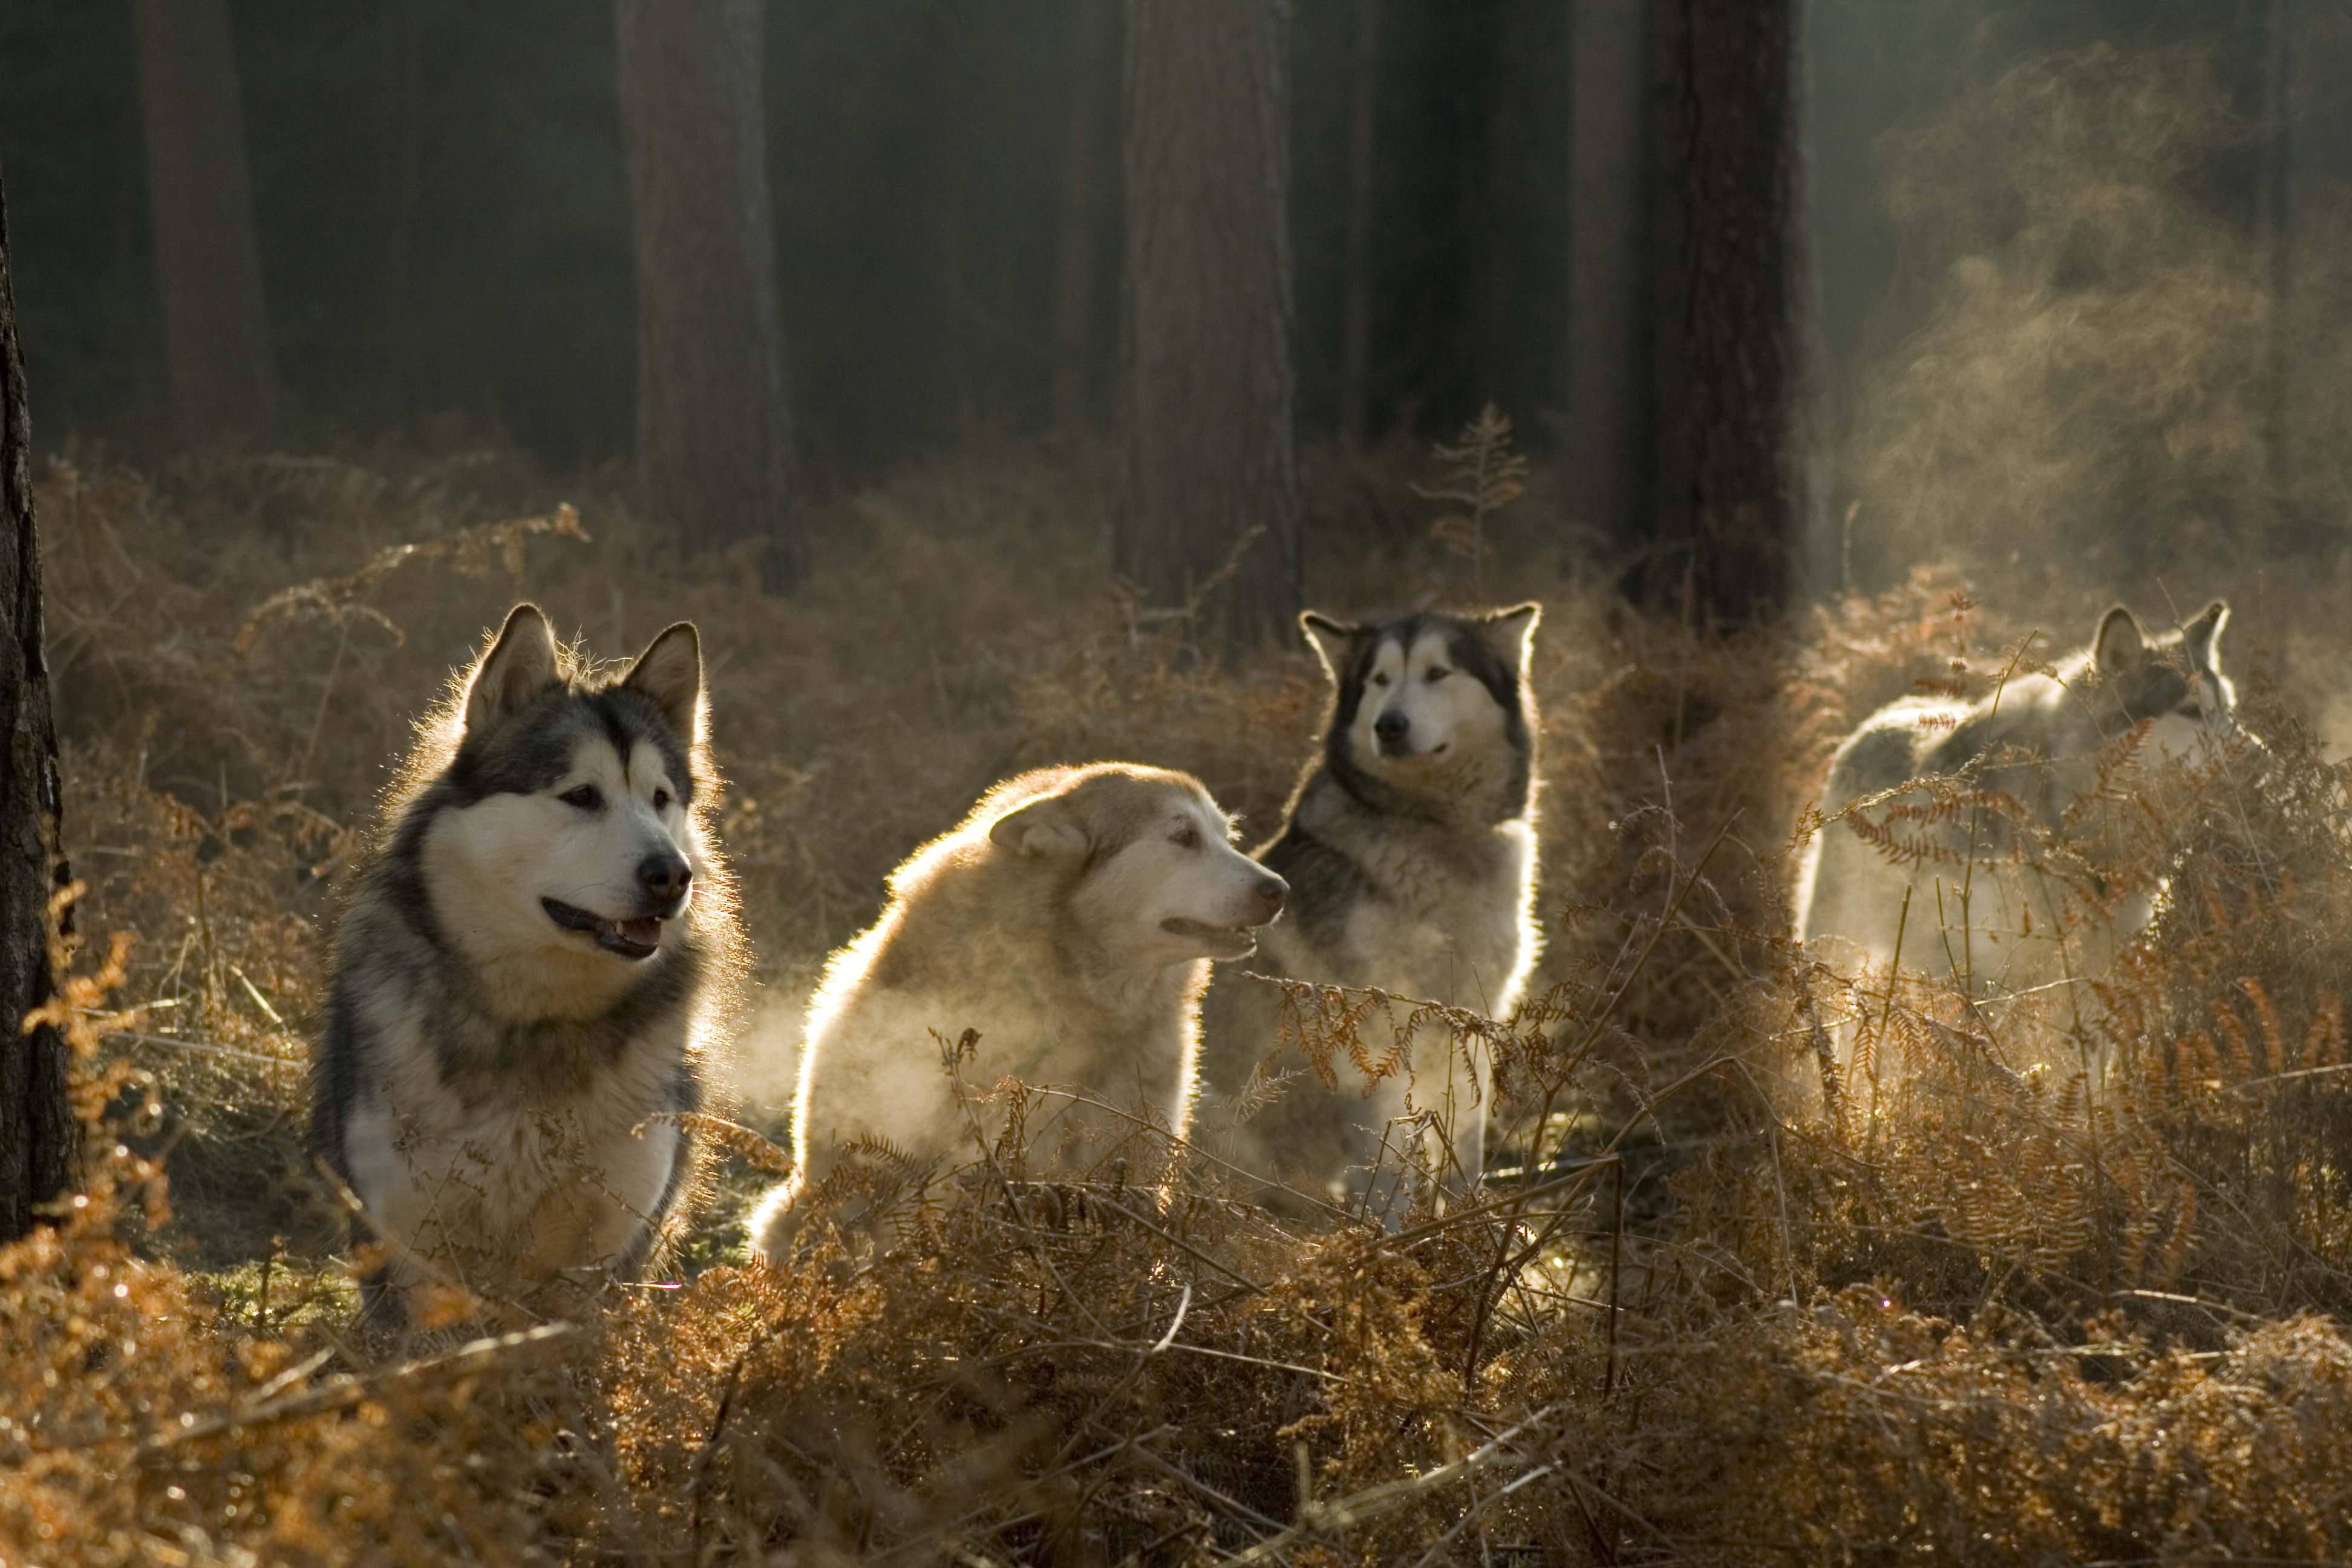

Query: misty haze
(3, 1), (2352, 1561)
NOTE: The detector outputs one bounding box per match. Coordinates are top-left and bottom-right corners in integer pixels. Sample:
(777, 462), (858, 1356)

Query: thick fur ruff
(749, 763), (1284, 1263)
(1197, 604), (1544, 1210)
(311, 604), (744, 1328)
(1794, 601), (2241, 1000)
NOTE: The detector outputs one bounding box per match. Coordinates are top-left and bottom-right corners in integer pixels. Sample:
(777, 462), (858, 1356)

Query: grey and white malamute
(749, 763), (1285, 1262)
(1198, 604), (1544, 1209)
(312, 604), (744, 1326)
(1795, 600), (2240, 995)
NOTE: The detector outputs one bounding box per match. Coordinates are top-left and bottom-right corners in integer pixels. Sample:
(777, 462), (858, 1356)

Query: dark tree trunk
(1119, 0), (1300, 658)
(379, 0), (428, 420)
(1335, 0), (1381, 447)
(1631, 0), (1799, 627)
(0, 163), (76, 1246)
(616, 0), (803, 591)
(2254, 0), (2304, 555)
(1564, 0), (1645, 541)
(130, 0), (278, 448)
(1050, 0), (1117, 433)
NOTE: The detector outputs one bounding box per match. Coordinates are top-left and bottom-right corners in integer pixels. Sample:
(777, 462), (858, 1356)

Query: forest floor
(15, 434), (2352, 1563)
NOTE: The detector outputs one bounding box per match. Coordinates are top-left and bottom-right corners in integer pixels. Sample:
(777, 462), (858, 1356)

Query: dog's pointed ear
(988, 792), (1089, 860)
(623, 621), (705, 743)
(1474, 601), (1543, 671)
(2093, 606), (2151, 678)
(1299, 612), (1365, 681)
(2184, 599), (2229, 666)
(464, 604), (564, 736)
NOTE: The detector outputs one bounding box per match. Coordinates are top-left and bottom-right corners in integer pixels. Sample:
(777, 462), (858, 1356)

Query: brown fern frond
(2155, 1186), (2200, 1287)
(2307, 992), (2345, 1071)
(2192, 1031), (2224, 1096)
(639, 1112), (793, 1177)
(2242, 978), (2287, 1074)
(235, 502), (587, 652)
(2217, 1007), (2255, 1082)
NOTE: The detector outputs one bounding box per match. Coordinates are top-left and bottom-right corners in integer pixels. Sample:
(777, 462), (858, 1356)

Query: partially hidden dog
(312, 603), (743, 1328)
(1794, 601), (2243, 1001)
(1197, 603), (1544, 1211)
(748, 763), (1286, 1263)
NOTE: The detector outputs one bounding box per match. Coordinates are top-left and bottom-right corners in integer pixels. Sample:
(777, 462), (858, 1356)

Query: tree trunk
(380, 0), (428, 422)
(1050, 0), (1117, 433)
(0, 162), (76, 1246)
(1335, 0), (1381, 448)
(615, 0), (803, 591)
(2255, 0), (2304, 555)
(129, 0), (278, 448)
(1564, 0), (1644, 540)
(1633, 0), (1800, 627)
(1119, 0), (1300, 658)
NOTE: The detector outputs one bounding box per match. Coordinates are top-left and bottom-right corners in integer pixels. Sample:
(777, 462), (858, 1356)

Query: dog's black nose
(1255, 875), (1288, 920)
(1373, 710), (1410, 748)
(639, 852), (692, 905)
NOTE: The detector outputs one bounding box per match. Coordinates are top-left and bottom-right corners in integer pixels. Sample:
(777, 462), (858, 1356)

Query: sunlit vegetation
(5, 440), (2351, 1562)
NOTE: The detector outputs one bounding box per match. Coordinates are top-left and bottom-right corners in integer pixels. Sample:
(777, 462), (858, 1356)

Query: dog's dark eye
(1370, 673), (1391, 688)
(1425, 667), (1451, 684)
(1173, 824), (1200, 849)
(652, 788), (672, 811)
(561, 784), (602, 810)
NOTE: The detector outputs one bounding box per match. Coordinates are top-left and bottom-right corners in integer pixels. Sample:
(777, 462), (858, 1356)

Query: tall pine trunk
(0, 163), (75, 1246)
(616, 0), (803, 591)
(1119, 0), (1299, 658)
(1564, 0), (1644, 541)
(1635, 0), (1800, 627)
(130, 0), (277, 448)
(1334, 0), (1381, 448)
(1050, 0), (1117, 433)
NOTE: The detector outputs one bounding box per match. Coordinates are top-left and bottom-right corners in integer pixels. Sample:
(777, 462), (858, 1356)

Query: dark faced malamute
(1198, 603), (1543, 1211)
(312, 604), (743, 1327)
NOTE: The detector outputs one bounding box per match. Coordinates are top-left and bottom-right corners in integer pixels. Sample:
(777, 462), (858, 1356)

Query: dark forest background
(2, 0), (1572, 480)
(7, 0), (2350, 606)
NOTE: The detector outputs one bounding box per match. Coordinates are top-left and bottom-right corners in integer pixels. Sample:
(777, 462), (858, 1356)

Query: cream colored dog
(749, 763), (1285, 1261)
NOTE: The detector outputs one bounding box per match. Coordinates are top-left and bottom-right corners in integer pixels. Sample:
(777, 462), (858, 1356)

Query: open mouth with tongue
(543, 897), (665, 960)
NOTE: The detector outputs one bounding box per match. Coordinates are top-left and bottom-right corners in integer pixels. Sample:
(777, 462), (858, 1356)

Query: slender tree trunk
(129, 0), (278, 448)
(381, 0), (427, 422)
(1564, 0), (1644, 542)
(0, 163), (76, 1246)
(1119, 0), (1299, 658)
(615, 0), (803, 591)
(2256, 0), (2304, 554)
(1050, 0), (1117, 433)
(1336, 0), (1381, 447)
(1635, 0), (1800, 627)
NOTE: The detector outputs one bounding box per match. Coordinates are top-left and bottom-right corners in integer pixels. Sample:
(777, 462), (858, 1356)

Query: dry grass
(17, 435), (2352, 1562)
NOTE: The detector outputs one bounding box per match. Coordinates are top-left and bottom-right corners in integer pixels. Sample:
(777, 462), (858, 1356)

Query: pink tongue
(617, 917), (662, 948)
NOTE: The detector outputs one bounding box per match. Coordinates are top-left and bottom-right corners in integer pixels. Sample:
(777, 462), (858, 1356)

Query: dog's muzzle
(543, 897), (676, 960)
(1163, 877), (1285, 959)
(1160, 916), (1258, 959)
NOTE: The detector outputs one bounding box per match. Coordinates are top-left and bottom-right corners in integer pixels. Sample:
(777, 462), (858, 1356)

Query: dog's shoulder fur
(750, 762), (1282, 1261)
(312, 604), (745, 1328)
